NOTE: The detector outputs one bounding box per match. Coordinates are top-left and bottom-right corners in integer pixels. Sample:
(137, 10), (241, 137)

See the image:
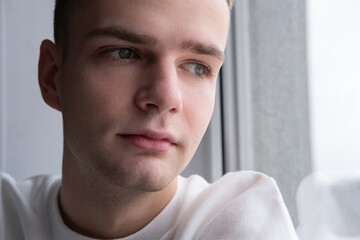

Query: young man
(0, 0), (298, 239)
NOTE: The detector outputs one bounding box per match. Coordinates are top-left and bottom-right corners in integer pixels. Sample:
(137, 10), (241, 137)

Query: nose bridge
(153, 58), (178, 89)
(135, 57), (183, 114)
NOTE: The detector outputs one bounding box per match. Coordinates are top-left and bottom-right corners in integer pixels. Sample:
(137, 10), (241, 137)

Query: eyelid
(181, 61), (212, 78)
(98, 46), (139, 59)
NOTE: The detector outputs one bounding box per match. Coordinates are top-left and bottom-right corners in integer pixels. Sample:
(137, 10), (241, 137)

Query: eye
(101, 48), (138, 61)
(182, 62), (210, 77)
(107, 48), (137, 60)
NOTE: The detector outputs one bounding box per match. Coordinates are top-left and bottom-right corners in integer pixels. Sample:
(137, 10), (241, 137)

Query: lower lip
(120, 135), (173, 152)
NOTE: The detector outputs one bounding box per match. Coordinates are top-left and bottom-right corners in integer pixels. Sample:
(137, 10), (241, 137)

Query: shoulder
(0, 173), (61, 239)
(172, 171), (298, 240)
(179, 171), (279, 210)
(1, 172), (61, 187)
(179, 171), (274, 195)
(1, 172), (61, 206)
(209, 170), (276, 192)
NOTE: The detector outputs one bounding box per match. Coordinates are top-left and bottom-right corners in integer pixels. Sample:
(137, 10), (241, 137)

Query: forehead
(68, 0), (230, 52)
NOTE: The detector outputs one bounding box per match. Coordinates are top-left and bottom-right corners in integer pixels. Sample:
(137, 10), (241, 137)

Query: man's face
(56, 0), (230, 191)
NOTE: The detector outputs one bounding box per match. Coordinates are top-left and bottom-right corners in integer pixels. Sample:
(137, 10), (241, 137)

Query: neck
(59, 147), (177, 239)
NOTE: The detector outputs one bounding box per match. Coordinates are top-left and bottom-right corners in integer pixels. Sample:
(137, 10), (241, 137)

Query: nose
(135, 59), (183, 114)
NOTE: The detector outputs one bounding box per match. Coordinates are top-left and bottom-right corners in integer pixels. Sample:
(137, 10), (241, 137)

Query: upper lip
(119, 130), (177, 144)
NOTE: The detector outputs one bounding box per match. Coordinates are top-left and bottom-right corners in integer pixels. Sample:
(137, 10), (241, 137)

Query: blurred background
(1, 0), (359, 228)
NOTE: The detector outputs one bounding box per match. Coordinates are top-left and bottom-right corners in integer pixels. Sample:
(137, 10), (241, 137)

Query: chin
(92, 161), (176, 192)
(128, 169), (177, 192)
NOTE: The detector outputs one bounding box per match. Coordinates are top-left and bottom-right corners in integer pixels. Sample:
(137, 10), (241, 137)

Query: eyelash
(99, 47), (212, 77)
(181, 62), (212, 78)
(100, 47), (139, 62)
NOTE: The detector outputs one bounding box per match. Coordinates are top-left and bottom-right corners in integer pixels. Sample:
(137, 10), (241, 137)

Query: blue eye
(183, 62), (209, 77)
(109, 48), (136, 59)
(194, 64), (205, 75)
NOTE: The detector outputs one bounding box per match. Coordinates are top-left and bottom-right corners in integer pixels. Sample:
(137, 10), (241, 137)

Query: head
(39, 0), (231, 192)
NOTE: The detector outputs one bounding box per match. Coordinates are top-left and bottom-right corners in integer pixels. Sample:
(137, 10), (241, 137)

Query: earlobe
(38, 39), (63, 111)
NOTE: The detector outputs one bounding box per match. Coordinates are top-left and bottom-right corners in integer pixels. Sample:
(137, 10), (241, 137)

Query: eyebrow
(87, 26), (224, 60)
(87, 26), (158, 46)
(182, 40), (224, 60)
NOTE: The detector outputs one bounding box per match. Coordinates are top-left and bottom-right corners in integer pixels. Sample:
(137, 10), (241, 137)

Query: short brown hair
(227, 0), (234, 10)
(54, 0), (234, 49)
(53, 0), (82, 48)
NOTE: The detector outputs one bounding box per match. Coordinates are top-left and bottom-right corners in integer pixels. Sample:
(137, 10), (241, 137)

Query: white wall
(307, 0), (360, 172)
(0, 0), (63, 180)
(246, 0), (311, 225)
(0, 0), (6, 172)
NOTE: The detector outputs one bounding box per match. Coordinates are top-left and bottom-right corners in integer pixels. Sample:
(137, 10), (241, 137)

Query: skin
(38, 0), (230, 238)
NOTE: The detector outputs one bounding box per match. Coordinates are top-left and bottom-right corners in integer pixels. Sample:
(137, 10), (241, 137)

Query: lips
(119, 131), (175, 152)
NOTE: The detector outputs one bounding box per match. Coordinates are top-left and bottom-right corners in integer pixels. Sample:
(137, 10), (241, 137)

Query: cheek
(178, 87), (215, 167)
(60, 66), (135, 137)
(65, 62), (135, 108)
(183, 85), (216, 141)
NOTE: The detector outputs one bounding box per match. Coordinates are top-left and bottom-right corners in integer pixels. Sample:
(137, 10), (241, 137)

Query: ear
(38, 39), (63, 111)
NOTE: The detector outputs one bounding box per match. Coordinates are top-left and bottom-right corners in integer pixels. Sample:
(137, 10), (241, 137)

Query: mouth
(118, 131), (176, 153)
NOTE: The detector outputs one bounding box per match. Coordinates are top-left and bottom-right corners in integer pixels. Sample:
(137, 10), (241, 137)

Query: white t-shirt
(0, 171), (298, 240)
